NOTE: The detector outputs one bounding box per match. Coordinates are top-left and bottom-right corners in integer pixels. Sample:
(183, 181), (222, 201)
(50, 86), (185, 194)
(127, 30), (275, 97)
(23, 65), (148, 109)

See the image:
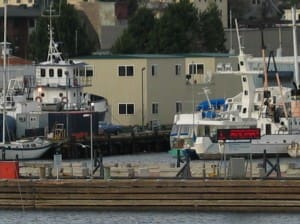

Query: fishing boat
(0, 3), (53, 160)
(170, 9), (300, 159)
(0, 2), (108, 160)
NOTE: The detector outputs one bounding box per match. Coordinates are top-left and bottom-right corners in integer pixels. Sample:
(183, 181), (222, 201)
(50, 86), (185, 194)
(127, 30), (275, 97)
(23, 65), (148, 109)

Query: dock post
(176, 153), (192, 178)
(250, 153), (253, 180)
(262, 150), (281, 178)
(1, 148), (5, 160)
(176, 150), (181, 167)
(263, 149), (267, 173)
(202, 162), (206, 178)
(93, 153), (104, 178)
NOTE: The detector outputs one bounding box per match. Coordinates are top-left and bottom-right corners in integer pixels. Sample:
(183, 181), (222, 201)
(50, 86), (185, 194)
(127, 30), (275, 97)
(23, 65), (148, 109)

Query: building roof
(0, 56), (33, 65)
(0, 5), (41, 17)
(78, 52), (232, 60)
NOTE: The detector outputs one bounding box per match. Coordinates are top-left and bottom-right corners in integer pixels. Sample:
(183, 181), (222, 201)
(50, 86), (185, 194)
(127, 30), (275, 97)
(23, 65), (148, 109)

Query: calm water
(0, 210), (300, 224)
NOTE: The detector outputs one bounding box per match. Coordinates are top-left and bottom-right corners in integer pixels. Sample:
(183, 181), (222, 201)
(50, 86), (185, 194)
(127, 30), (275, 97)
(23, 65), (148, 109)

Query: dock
(53, 130), (170, 159)
(0, 154), (299, 211)
(2, 179), (300, 211)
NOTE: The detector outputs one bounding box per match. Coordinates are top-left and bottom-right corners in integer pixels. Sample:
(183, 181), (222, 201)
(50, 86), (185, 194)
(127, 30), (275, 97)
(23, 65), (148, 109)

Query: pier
(0, 152), (298, 211)
(2, 179), (300, 211)
(46, 130), (170, 159)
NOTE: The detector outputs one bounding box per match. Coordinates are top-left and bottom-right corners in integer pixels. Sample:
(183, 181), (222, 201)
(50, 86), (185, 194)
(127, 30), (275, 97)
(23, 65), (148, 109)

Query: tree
(154, 0), (201, 53)
(200, 3), (226, 52)
(28, 17), (48, 62)
(111, 7), (155, 54)
(28, 0), (96, 62)
(112, 0), (226, 54)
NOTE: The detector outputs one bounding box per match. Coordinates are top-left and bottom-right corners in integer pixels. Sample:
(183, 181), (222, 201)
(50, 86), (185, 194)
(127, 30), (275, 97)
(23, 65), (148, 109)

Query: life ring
(61, 96), (68, 104)
(35, 96), (42, 103)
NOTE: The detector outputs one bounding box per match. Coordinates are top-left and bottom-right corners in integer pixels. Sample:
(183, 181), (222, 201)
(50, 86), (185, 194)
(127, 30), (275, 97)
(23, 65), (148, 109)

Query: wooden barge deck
(2, 178), (300, 211)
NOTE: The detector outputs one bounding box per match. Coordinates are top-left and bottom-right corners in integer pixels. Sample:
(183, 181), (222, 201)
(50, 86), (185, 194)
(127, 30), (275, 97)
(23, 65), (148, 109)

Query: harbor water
(1, 210), (300, 224)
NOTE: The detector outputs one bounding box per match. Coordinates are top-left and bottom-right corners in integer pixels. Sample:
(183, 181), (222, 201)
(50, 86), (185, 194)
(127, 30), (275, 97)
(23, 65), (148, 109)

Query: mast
(292, 5), (299, 87)
(2, 2), (7, 144)
(45, 1), (63, 63)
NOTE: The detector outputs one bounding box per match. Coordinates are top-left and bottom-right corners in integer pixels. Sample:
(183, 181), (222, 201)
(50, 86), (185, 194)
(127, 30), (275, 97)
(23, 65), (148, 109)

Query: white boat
(0, 3), (54, 160)
(0, 2), (108, 160)
(170, 10), (300, 159)
(1, 137), (53, 160)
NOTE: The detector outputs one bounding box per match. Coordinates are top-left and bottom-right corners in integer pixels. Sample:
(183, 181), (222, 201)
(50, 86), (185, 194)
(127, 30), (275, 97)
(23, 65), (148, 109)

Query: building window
(119, 103), (134, 115)
(189, 63), (204, 75)
(175, 64), (181, 75)
(151, 64), (158, 76)
(152, 103), (159, 114)
(176, 102), (182, 113)
(118, 65), (134, 76)
(41, 68), (45, 77)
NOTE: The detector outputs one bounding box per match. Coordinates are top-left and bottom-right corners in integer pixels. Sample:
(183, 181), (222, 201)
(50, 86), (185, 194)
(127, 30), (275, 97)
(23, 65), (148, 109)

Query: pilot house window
(58, 69), (62, 77)
(41, 68), (46, 77)
(49, 69), (54, 77)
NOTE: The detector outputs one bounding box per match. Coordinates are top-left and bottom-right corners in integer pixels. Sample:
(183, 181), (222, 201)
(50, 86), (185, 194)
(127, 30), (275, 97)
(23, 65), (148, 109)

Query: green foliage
(153, 0), (201, 53)
(200, 3), (226, 52)
(127, 0), (139, 18)
(112, 1), (225, 54)
(28, 18), (49, 62)
(111, 7), (155, 54)
(28, 0), (95, 62)
(290, 0), (298, 6)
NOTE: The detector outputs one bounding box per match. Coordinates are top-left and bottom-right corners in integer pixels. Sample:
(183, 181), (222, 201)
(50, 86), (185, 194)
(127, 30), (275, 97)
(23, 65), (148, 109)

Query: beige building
(81, 54), (240, 128)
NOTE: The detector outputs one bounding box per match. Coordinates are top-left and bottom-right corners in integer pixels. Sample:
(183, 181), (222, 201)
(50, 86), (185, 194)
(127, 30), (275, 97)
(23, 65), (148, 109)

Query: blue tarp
(196, 98), (226, 111)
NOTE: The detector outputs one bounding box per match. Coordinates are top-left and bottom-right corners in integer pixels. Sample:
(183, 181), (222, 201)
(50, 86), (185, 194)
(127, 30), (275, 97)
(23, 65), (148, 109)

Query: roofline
(77, 52), (232, 60)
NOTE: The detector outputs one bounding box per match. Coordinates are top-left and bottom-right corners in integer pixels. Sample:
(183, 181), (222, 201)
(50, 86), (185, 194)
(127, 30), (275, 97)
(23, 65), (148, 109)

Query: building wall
(224, 26), (300, 57)
(283, 8), (300, 21)
(81, 55), (239, 127)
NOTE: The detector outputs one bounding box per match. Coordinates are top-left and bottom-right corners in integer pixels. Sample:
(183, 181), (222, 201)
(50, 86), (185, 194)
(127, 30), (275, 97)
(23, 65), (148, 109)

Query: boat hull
(192, 134), (300, 158)
(0, 138), (53, 160)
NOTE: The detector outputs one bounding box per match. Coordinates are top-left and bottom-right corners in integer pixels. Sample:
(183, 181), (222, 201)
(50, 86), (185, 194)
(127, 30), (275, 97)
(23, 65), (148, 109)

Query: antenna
(42, 0), (63, 63)
(2, 1), (7, 144)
